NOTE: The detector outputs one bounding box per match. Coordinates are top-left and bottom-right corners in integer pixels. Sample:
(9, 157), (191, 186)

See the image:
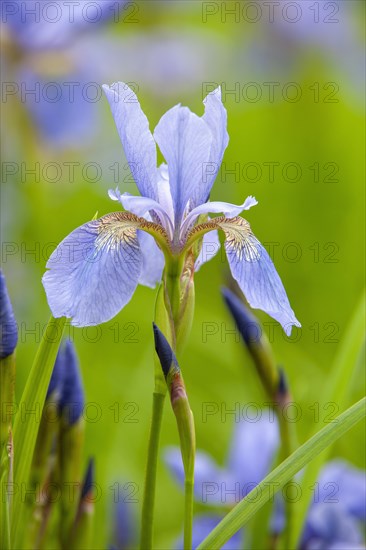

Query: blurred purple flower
(1, 0), (128, 148)
(165, 411), (278, 548)
(16, 64), (99, 149)
(165, 413), (366, 549)
(109, 483), (137, 550)
(43, 83), (300, 332)
(178, 514), (243, 550)
(165, 411), (279, 507)
(247, 0), (365, 101)
(3, 0), (125, 51)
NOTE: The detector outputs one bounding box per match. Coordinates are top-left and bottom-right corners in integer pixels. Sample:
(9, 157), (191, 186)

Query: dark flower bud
(0, 270), (18, 359)
(59, 340), (84, 425)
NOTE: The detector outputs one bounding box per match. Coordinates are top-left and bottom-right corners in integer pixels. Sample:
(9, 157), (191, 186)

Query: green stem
(140, 391), (165, 550)
(277, 408), (297, 550)
(184, 478), (194, 550)
(0, 352), (15, 550)
(165, 255), (185, 325)
(1, 450), (11, 550)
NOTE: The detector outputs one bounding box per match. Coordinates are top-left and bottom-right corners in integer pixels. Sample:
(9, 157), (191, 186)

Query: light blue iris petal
(195, 229), (221, 272)
(103, 82), (158, 201)
(109, 188), (174, 237)
(153, 104), (213, 224)
(176, 514), (243, 550)
(224, 224), (301, 336)
(317, 460), (366, 521)
(202, 87), (229, 198)
(164, 447), (229, 505)
(42, 215), (142, 326)
(227, 411), (279, 489)
(181, 195), (258, 238)
(137, 231), (164, 289)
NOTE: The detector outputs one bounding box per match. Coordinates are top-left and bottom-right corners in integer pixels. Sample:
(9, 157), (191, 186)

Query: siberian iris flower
(165, 414), (366, 550)
(43, 82), (300, 334)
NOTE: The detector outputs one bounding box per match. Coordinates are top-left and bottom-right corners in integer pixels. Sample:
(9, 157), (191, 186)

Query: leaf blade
(11, 316), (66, 545)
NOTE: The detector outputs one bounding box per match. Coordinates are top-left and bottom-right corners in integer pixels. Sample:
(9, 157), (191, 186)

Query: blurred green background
(1, 1), (365, 548)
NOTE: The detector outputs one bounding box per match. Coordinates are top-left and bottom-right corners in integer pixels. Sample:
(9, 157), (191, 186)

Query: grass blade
(11, 316), (66, 546)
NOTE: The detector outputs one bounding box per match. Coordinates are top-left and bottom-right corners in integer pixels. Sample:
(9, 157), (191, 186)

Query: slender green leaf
(197, 397), (366, 550)
(11, 316), (66, 546)
(290, 291), (365, 547)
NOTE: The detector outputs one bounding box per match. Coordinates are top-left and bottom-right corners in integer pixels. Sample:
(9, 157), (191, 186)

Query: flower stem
(140, 391), (165, 550)
(184, 478), (194, 550)
(276, 402), (297, 550)
(0, 446), (11, 550)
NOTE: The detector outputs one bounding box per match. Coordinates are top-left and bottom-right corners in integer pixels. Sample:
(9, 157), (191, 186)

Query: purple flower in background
(165, 413), (366, 549)
(1, 0), (128, 148)
(43, 83), (300, 332)
(299, 461), (365, 550)
(108, 481), (137, 550)
(166, 411), (279, 506)
(247, 0), (365, 101)
(182, 514), (243, 550)
(3, 0), (126, 51)
(165, 411), (279, 549)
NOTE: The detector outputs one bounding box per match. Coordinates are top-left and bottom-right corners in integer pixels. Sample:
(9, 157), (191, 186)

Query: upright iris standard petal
(0, 269), (18, 359)
(154, 104), (213, 225)
(201, 87), (229, 197)
(227, 412), (279, 489)
(218, 217), (301, 336)
(42, 213), (143, 326)
(137, 231), (165, 288)
(103, 83), (158, 200)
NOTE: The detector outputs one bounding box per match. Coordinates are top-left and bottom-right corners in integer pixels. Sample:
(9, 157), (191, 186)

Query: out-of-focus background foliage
(1, 1), (365, 547)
